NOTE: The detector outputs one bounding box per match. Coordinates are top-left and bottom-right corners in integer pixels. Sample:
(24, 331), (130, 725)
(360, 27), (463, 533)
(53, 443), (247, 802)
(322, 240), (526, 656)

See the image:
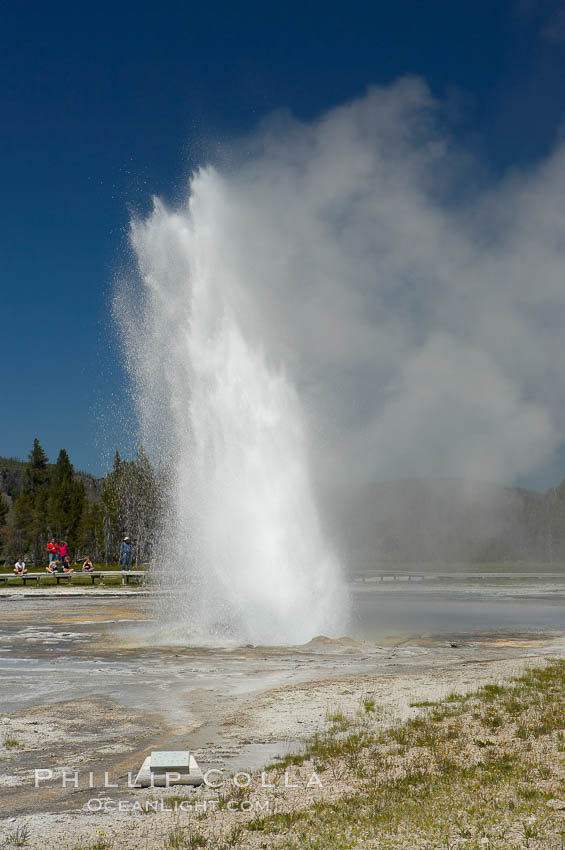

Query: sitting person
(46, 560), (63, 574)
(61, 556), (74, 573)
(81, 556), (94, 572)
(13, 557), (27, 575)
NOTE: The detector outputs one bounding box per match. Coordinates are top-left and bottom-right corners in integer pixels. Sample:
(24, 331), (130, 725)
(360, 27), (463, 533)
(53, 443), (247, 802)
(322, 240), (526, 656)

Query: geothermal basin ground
(1, 565), (565, 848)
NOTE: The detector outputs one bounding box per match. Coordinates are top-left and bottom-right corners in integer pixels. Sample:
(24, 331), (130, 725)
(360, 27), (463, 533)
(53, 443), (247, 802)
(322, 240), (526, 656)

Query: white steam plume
(118, 76), (565, 629)
(180, 76), (565, 491)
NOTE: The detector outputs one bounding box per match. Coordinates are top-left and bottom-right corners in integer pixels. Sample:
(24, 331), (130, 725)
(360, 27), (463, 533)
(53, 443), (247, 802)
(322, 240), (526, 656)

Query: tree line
(0, 439), (162, 565)
(2, 439), (565, 568)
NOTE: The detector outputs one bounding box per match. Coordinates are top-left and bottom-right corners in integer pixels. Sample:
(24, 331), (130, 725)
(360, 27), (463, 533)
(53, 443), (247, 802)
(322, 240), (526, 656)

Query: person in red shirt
(46, 538), (58, 565)
(58, 540), (68, 562)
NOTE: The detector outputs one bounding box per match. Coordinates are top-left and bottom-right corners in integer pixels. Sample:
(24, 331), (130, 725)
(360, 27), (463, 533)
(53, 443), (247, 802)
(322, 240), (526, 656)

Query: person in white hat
(120, 536), (132, 571)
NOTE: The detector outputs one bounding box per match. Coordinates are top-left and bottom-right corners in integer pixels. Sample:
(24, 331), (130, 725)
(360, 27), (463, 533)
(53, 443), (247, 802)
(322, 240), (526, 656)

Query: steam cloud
(171, 76), (564, 494)
(121, 76), (565, 580)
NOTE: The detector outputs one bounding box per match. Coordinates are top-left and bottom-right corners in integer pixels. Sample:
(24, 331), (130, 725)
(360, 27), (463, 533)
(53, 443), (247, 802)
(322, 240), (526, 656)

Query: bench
(0, 570), (148, 587)
(118, 570), (146, 586)
(79, 570), (147, 585)
(0, 571), (72, 585)
(0, 573), (43, 585)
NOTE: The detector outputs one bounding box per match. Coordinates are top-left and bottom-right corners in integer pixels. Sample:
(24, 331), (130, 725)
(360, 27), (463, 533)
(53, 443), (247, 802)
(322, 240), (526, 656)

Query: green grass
(164, 825), (206, 848)
(71, 840), (112, 850)
(187, 659), (565, 849)
(5, 822), (29, 847)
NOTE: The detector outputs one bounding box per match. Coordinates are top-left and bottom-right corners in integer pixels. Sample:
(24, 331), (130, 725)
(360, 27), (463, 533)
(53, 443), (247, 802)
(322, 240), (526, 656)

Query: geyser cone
(121, 186), (347, 645)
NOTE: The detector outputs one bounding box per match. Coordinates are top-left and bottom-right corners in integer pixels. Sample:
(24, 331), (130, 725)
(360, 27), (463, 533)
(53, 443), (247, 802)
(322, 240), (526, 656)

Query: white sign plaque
(150, 751), (191, 771)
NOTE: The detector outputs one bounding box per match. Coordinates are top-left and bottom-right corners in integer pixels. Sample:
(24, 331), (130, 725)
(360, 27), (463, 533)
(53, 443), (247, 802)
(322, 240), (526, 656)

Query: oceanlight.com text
(86, 798), (274, 813)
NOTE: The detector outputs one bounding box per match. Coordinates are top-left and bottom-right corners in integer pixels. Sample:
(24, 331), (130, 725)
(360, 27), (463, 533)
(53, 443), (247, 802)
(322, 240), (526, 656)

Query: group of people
(13, 553), (94, 575)
(46, 538), (73, 573)
(11, 536), (132, 576)
(45, 539), (94, 573)
(13, 540), (74, 576)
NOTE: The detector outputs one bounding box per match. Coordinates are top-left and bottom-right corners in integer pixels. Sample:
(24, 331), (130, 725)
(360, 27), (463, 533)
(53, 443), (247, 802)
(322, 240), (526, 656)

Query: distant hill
(0, 455), (102, 507)
(320, 478), (565, 568)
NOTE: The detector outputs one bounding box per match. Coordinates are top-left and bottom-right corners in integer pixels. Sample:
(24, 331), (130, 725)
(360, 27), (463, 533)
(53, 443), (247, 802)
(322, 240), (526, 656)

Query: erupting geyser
(119, 177), (347, 644)
(117, 79), (564, 643)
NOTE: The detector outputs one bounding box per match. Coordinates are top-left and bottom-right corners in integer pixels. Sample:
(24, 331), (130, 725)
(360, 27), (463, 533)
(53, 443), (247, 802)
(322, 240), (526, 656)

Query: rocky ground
(2, 590), (565, 848)
(2, 644), (565, 849)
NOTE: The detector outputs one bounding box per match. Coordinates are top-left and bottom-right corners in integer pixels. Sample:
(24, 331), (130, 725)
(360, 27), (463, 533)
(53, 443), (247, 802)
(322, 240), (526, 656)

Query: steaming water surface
(354, 588), (565, 638)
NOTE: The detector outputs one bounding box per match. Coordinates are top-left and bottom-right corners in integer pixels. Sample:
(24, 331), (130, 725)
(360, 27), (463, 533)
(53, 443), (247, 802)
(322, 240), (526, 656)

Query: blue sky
(2, 0), (565, 479)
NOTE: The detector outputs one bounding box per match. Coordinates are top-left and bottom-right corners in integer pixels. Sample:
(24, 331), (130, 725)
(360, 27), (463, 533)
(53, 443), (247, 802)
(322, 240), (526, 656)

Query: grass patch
(70, 837), (112, 850)
(56, 659), (565, 850)
(5, 823), (30, 847)
(193, 660), (565, 849)
(164, 825), (206, 848)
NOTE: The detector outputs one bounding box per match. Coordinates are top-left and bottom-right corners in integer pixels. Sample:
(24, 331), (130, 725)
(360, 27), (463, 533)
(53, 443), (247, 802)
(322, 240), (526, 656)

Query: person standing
(120, 536), (132, 571)
(46, 538), (58, 565)
(58, 540), (68, 565)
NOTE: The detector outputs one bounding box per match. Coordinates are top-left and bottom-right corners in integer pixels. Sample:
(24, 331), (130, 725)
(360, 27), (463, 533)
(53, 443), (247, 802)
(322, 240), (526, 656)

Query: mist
(123, 76), (565, 571)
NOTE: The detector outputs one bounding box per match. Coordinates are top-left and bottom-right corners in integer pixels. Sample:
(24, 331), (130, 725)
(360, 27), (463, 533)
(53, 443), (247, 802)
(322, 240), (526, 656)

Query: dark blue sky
(2, 0), (565, 478)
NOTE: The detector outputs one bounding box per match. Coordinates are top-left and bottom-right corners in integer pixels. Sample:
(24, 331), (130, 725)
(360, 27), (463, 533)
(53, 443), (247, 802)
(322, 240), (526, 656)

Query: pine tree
(101, 455), (120, 564)
(100, 447), (161, 564)
(13, 438), (50, 564)
(77, 501), (104, 562)
(0, 494), (9, 549)
(47, 449), (85, 556)
(129, 446), (160, 566)
(26, 438), (49, 491)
